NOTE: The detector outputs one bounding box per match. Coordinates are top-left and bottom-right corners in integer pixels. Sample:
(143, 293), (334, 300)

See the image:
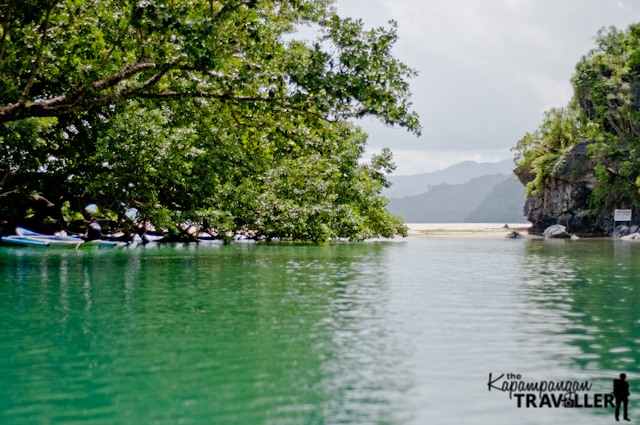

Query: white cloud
(331, 0), (640, 175)
(618, 1), (633, 11)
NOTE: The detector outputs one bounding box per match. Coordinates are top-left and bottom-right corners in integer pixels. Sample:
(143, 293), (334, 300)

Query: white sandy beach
(405, 223), (534, 238)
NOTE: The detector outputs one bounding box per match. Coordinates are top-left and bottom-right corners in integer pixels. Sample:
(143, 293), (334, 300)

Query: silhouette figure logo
(613, 373), (631, 422)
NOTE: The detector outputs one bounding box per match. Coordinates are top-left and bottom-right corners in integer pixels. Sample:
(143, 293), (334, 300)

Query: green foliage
(0, 0), (420, 130)
(512, 104), (599, 194)
(0, 0), (417, 241)
(513, 23), (640, 208)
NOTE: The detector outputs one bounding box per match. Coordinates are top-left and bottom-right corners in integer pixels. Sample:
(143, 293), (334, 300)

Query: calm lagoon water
(1, 237), (640, 424)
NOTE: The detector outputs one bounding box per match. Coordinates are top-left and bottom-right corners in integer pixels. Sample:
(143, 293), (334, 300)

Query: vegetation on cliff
(0, 0), (420, 241)
(513, 24), (640, 210)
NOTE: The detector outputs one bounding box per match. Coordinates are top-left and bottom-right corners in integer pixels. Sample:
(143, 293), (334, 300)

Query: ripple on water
(1, 238), (640, 424)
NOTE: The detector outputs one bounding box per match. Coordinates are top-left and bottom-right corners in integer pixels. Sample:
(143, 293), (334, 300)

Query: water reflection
(0, 243), (409, 424)
(520, 240), (640, 416)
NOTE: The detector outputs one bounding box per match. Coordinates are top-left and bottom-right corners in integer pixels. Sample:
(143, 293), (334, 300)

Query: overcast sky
(314, 0), (640, 175)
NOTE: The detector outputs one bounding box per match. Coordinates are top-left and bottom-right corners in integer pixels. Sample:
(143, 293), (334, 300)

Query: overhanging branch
(0, 61), (158, 122)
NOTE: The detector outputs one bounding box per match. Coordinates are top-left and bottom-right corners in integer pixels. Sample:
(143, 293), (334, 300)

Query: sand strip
(406, 223), (535, 238)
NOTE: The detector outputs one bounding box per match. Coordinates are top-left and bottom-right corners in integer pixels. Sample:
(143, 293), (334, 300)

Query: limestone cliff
(515, 142), (639, 236)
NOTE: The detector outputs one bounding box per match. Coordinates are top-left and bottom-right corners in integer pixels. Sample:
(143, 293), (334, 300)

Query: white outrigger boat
(1, 227), (120, 249)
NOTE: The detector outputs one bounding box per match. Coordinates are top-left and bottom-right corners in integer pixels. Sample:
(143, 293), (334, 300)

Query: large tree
(0, 0), (420, 241)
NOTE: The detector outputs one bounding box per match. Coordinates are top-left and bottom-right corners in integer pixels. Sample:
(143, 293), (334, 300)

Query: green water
(1, 238), (640, 424)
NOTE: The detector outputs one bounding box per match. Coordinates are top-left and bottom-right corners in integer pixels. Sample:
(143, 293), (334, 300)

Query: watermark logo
(613, 373), (631, 422)
(488, 372), (631, 420)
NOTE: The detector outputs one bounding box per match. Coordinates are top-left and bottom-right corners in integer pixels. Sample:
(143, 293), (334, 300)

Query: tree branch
(138, 90), (330, 121)
(0, 60), (157, 121)
(19, 2), (54, 103)
(0, 166), (31, 197)
(0, 167), (12, 188)
(0, 185), (23, 197)
(0, 58), (329, 124)
(86, 68), (170, 107)
(90, 60), (156, 92)
(138, 90), (285, 101)
(0, 80), (334, 123)
(0, 47), (16, 67)
(212, 0), (251, 21)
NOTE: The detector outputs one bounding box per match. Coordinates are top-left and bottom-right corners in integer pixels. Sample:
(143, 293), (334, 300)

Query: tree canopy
(0, 0), (421, 242)
(513, 23), (640, 210)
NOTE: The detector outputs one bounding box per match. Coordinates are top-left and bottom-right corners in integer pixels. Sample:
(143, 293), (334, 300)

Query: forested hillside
(383, 159), (513, 198)
(386, 174), (509, 222)
(464, 177), (526, 223)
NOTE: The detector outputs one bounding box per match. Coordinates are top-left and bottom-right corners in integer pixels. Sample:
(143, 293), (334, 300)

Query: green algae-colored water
(1, 238), (640, 424)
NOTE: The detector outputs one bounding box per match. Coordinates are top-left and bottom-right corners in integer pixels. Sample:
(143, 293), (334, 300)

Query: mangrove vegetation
(0, 0), (421, 242)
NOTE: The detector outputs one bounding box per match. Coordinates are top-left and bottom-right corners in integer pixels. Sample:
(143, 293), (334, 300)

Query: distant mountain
(383, 159), (514, 198)
(464, 177), (527, 223)
(386, 174), (510, 223)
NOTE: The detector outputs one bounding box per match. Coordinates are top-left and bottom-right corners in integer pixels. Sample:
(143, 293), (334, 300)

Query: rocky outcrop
(543, 224), (571, 239)
(505, 230), (525, 239)
(515, 141), (639, 237)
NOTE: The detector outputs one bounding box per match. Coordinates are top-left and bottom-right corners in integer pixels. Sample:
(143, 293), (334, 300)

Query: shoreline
(405, 223), (537, 239)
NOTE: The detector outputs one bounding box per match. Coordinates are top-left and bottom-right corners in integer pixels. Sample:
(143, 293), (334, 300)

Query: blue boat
(1, 236), (52, 247)
(1, 227), (120, 249)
